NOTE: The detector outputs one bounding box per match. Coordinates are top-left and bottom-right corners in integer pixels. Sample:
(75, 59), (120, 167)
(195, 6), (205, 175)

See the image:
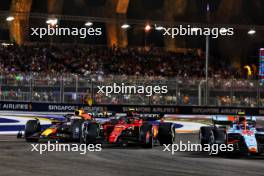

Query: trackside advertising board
(0, 101), (264, 115)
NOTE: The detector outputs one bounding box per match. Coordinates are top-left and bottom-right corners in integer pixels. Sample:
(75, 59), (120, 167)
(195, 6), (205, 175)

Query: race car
(80, 110), (176, 148)
(17, 109), (110, 142)
(199, 112), (264, 155)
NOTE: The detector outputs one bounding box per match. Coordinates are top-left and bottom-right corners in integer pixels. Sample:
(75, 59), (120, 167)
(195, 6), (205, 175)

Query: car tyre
(158, 123), (175, 145)
(140, 123), (153, 148)
(81, 122), (99, 144)
(71, 119), (84, 142)
(25, 119), (41, 142)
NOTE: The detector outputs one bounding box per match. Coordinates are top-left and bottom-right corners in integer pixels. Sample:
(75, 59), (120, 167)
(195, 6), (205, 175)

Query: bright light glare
(248, 29), (256, 35)
(6, 16), (14, 22)
(46, 18), (58, 26)
(145, 24), (151, 32)
(2, 43), (13, 46)
(85, 22), (93, 26)
(121, 24), (130, 29)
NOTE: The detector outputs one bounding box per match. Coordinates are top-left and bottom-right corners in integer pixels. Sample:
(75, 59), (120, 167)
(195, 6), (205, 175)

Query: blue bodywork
(213, 115), (264, 154)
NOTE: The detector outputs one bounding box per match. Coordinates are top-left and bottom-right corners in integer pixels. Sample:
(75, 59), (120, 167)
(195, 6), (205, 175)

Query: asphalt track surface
(0, 133), (263, 176)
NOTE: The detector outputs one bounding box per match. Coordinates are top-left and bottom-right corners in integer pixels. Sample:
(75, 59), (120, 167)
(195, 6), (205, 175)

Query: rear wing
(89, 112), (116, 118)
(74, 110), (116, 119)
(138, 114), (162, 121)
(212, 115), (256, 125)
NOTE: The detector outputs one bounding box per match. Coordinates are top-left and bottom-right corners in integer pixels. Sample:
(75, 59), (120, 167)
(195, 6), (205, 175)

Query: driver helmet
(126, 108), (137, 117)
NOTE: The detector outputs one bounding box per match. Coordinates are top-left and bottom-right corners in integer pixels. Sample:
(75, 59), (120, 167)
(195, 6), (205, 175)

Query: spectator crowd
(0, 44), (242, 78)
(0, 43), (262, 107)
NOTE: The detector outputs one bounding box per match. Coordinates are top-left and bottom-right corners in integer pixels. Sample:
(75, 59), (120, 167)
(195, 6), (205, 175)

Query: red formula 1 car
(81, 111), (176, 148)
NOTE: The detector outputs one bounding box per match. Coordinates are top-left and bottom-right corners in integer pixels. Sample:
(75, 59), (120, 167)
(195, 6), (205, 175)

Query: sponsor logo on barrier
(192, 108), (246, 115)
(48, 105), (78, 111)
(0, 103), (30, 110)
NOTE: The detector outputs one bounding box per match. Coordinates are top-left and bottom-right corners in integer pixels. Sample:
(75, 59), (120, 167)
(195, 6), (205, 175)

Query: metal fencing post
(257, 80), (260, 107)
(91, 80), (94, 104)
(0, 73), (2, 101)
(205, 35), (209, 105)
(60, 76), (64, 103)
(30, 73), (33, 102)
(176, 79), (178, 105)
(198, 80), (206, 106)
(75, 75), (78, 103)
(231, 79), (234, 106)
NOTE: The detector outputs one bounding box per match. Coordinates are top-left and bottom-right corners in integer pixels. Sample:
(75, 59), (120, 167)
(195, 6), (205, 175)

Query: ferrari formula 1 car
(199, 112), (264, 155)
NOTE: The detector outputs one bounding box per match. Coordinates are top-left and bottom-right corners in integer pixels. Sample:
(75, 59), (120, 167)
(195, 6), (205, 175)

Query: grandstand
(0, 0), (264, 107)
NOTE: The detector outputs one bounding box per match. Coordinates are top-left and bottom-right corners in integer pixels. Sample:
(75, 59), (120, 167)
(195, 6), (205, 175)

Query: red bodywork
(102, 117), (159, 144)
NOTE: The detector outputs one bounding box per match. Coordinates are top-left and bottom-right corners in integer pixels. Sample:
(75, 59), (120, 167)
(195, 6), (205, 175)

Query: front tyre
(25, 119), (41, 142)
(158, 123), (175, 145)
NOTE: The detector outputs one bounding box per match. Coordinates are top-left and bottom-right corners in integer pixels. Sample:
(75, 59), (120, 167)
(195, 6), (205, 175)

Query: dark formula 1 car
(18, 110), (106, 142)
(81, 112), (176, 148)
(200, 113), (264, 155)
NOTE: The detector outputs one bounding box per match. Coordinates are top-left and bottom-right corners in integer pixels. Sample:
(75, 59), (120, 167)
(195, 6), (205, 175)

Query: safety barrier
(0, 101), (264, 115)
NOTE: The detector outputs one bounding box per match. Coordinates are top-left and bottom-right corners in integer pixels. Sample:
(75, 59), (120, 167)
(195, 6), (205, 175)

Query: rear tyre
(71, 119), (84, 142)
(140, 123), (153, 148)
(213, 129), (226, 144)
(81, 122), (99, 144)
(158, 123), (175, 145)
(256, 134), (264, 153)
(199, 126), (213, 146)
(208, 130), (215, 145)
(25, 120), (41, 142)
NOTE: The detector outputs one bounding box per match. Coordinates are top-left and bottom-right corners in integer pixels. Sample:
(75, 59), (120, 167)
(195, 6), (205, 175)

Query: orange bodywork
(227, 116), (235, 121)
(81, 113), (92, 120)
(248, 147), (257, 153)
